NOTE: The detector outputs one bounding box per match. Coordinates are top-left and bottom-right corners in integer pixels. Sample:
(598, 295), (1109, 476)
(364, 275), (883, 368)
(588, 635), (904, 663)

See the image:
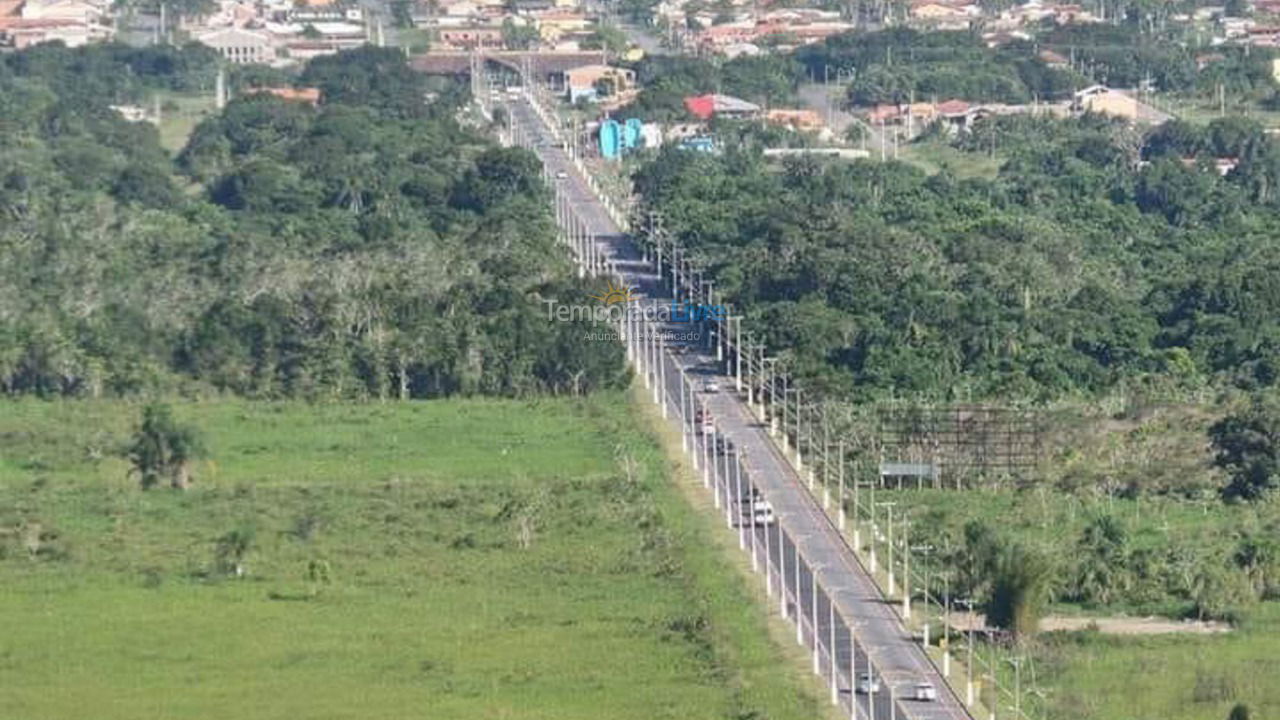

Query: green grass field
(156, 92), (218, 153)
(1033, 602), (1280, 720)
(0, 396), (823, 720)
(899, 139), (1005, 179)
(857, 482), (1280, 720)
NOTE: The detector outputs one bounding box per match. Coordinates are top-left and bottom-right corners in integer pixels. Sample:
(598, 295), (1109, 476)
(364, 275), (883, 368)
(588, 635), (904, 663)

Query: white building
(197, 27), (273, 64)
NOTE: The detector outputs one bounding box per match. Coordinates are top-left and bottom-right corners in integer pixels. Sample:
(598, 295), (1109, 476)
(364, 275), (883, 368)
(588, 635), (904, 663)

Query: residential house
(1039, 49), (1069, 69)
(19, 0), (103, 24)
(765, 109), (824, 131)
(909, 0), (977, 28)
(562, 63), (635, 103)
(438, 25), (503, 48)
(534, 10), (589, 42)
(683, 93), (761, 120)
(248, 86), (322, 105)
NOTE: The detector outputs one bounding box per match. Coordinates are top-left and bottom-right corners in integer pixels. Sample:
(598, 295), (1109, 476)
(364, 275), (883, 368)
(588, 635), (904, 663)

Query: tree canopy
(0, 44), (626, 399)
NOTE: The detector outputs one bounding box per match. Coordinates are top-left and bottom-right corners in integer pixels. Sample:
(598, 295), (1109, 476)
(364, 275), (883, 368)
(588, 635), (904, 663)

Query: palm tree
(126, 403), (204, 490)
(986, 542), (1055, 640)
(216, 527), (255, 577)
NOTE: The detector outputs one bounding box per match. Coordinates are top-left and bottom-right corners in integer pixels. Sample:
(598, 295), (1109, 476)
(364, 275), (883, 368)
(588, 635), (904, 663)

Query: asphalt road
(506, 95), (973, 720)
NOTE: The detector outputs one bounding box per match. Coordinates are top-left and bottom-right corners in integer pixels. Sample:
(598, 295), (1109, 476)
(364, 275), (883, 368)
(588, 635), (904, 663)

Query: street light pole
(838, 439), (847, 532)
(902, 518), (911, 619)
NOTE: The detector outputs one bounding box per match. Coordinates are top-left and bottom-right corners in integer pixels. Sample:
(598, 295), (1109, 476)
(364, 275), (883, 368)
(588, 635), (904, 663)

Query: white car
(554, 170), (568, 180)
(703, 379), (721, 393)
(914, 683), (938, 702)
(753, 506), (775, 526)
(739, 498), (774, 526)
(700, 420), (715, 436)
(856, 674), (881, 695)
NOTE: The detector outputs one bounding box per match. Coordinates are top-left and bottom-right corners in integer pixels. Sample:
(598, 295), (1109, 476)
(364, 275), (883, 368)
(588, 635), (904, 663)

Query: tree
(501, 18), (541, 50)
(1228, 704), (1251, 720)
(1209, 395), (1280, 501)
(126, 403), (204, 490)
(984, 542), (1054, 640)
(390, 0), (415, 28)
(216, 526), (255, 577)
(1073, 514), (1131, 605)
(581, 24), (629, 56)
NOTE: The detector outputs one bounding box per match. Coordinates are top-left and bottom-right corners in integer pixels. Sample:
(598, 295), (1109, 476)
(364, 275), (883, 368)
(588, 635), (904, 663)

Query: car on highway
(703, 379), (720, 393)
(739, 496), (774, 526)
(699, 419), (716, 435)
(713, 436), (733, 456)
(913, 682), (938, 702)
(554, 170), (568, 180)
(856, 674), (881, 695)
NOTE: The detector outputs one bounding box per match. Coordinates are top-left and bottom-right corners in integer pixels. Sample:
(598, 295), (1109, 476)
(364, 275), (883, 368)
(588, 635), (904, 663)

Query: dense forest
(634, 112), (1280, 402)
(0, 44), (626, 399)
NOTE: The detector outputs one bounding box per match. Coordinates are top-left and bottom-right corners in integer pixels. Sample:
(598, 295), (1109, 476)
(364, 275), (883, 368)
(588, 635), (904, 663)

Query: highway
(506, 95), (973, 720)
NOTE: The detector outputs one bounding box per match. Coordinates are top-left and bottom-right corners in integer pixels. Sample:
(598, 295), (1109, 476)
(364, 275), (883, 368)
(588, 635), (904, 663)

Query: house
(1039, 49), (1069, 69)
(0, 17), (97, 47)
(289, 5), (363, 23)
(1196, 52), (1227, 70)
(696, 21), (756, 48)
(197, 27), (274, 63)
(1074, 85), (1147, 121)
(765, 108), (824, 131)
(248, 86), (322, 105)
(534, 10), (589, 42)
(441, 0), (478, 16)
(1051, 3), (1098, 23)
(683, 93), (761, 120)
(935, 99), (974, 130)
(722, 41), (761, 58)
(438, 25), (503, 48)
(19, 0), (102, 24)
(562, 63), (635, 102)
(1224, 16), (1256, 36)
(866, 104), (902, 125)
(110, 104), (152, 122)
(909, 0), (977, 27)
(0, 0), (113, 47)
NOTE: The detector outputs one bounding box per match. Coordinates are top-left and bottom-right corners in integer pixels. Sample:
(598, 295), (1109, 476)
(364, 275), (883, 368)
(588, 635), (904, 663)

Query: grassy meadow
(1031, 602), (1280, 720)
(0, 395), (823, 720)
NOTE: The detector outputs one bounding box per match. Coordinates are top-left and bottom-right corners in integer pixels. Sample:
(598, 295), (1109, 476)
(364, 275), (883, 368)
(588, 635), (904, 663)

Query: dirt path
(948, 611), (1232, 636)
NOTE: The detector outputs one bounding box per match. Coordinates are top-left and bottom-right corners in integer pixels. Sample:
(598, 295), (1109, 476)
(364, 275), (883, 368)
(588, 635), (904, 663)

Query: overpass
(410, 50), (606, 78)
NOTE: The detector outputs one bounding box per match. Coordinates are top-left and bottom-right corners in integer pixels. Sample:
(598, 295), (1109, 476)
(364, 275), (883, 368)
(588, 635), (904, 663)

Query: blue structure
(599, 119), (621, 159)
(679, 136), (716, 153)
(623, 119), (642, 149)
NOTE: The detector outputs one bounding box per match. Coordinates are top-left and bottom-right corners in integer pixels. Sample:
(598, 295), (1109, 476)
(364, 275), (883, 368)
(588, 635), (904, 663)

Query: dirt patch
(1040, 615), (1232, 635)
(948, 611), (1232, 636)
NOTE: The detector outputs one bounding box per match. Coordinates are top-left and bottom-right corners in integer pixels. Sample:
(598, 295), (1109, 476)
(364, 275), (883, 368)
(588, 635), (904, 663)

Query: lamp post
(837, 439), (847, 532)
(957, 597), (977, 707)
(1005, 657), (1023, 720)
(909, 543), (935, 636)
(876, 501), (896, 595)
(762, 358), (778, 436)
